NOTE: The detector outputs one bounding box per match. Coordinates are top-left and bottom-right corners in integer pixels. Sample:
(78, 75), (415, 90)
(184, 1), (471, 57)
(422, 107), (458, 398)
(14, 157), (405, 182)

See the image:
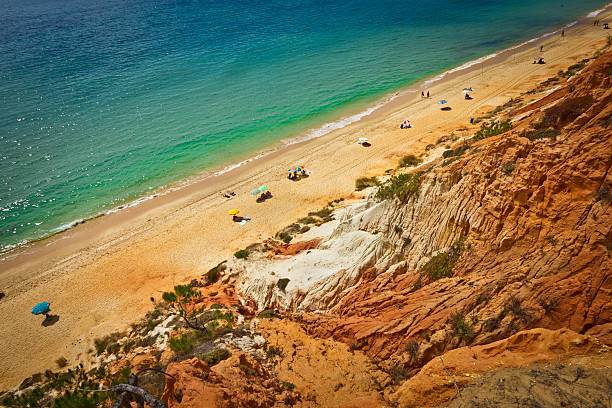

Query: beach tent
(228, 209), (239, 215)
(603, 23), (609, 28)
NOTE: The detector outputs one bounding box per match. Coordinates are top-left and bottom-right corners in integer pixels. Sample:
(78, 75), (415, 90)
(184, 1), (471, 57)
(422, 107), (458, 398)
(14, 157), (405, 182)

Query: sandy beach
(1, 7), (611, 389)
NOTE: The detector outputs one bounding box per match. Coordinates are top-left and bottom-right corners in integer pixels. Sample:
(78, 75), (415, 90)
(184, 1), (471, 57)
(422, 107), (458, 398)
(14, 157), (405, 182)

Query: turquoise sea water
(0, 0), (608, 252)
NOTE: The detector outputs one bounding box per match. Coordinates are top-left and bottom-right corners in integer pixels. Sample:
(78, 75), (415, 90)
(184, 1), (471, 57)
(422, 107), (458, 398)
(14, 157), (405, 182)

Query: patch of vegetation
(389, 364), (411, 384)
(547, 236), (558, 245)
(450, 311), (473, 340)
(200, 348), (231, 366)
(258, 309), (282, 319)
(524, 128), (561, 141)
(595, 182), (611, 203)
(93, 332), (124, 356)
(277, 278), (290, 291)
(421, 239), (465, 280)
(501, 161), (515, 175)
(484, 315), (503, 332)
(355, 176), (380, 191)
(55, 357), (68, 369)
(442, 144), (470, 159)
(309, 207), (333, 219)
(299, 225), (310, 233)
(282, 381), (296, 390)
(504, 295), (532, 323)
(265, 345), (283, 359)
(375, 173), (420, 201)
(298, 216), (318, 224)
(540, 76), (559, 86)
(405, 340), (419, 361)
(540, 95), (595, 128)
(169, 333), (194, 354)
(234, 249), (248, 259)
(398, 154), (422, 168)
(205, 262), (225, 284)
(558, 59), (589, 78)
(472, 119), (512, 141)
(239, 364), (258, 377)
(538, 295), (560, 314)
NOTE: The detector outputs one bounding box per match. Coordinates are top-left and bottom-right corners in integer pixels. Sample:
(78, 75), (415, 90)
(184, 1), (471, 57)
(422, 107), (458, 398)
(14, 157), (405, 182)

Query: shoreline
(1, 4), (612, 390)
(2, 2), (610, 259)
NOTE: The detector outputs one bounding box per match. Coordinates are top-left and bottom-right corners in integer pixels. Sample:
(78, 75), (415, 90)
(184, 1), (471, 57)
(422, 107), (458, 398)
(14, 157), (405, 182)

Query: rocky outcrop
(293, 50), (612, 369)
(162, 354), (299, 408)
(390, 328), (609, 407)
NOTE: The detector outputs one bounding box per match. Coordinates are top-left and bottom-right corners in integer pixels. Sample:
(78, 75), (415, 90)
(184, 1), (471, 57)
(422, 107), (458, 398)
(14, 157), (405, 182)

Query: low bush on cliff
(442, 144), (470, 159)
(375, 173), (420, 201)
(450, 311), (473, 340)
(277, 278), (290, 291)
(472, 119), (512, 141)
(234, 249), (248, 259)
(398, 154), (422, 168)
(200, 348), (231, 366)
(169, 333), (194, 354)
(524, 128), (561, 141)
(356, 176), (380, 191)
(421, 239), (464, 280)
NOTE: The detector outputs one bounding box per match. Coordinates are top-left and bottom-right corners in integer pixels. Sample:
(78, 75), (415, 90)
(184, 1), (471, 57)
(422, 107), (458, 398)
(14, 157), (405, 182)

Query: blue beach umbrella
(437, 100), (448, 104)
(258, 185), (267, 192)
(250, 189), (260, 195)
(32, 302), (50, 315)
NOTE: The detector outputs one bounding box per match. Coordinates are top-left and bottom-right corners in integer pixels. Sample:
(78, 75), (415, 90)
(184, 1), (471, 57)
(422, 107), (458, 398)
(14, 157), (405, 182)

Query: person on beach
(426, 91), (430, 98)
(464, 93), (472, 100)
(421, 91), (424, 98)
(232, 215), (251, 222)
(540, 45), (543, 52)
(561, 29), (565, 38)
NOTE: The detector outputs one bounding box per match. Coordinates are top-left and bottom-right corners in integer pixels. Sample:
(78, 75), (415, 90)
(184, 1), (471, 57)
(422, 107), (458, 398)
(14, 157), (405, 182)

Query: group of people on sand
(421, 90), (430, 98)
(287, 168), (308, 181)
(256, 190), (273, 202)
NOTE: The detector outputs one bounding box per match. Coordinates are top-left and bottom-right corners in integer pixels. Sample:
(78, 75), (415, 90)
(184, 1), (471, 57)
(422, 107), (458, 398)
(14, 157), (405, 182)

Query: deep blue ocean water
(0, 0), (607, 252)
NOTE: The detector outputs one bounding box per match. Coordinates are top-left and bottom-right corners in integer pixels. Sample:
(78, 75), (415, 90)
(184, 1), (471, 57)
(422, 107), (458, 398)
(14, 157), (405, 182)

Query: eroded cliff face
(222, 49), (612, 405)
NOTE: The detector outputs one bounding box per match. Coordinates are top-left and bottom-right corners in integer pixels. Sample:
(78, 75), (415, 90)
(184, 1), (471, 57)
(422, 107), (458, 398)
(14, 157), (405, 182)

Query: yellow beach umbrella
(228, 209), (239, 215)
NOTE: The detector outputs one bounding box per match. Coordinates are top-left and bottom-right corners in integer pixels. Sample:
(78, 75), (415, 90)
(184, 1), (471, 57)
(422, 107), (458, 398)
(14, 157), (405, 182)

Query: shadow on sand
(42, 315), (60, 327)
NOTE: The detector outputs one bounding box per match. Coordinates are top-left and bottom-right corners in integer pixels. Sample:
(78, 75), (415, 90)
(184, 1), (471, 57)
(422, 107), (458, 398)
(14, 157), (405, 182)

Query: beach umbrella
(258, 185), (267, 192)
(437, 100), (448, 104)
(228, 209), (239, 215)
(250, 189), (260, 195)
(32, 302), (50, 315)
(358, 137), (369, 142)
(534, 56), (544, 61)
(462, 90), (471, 93)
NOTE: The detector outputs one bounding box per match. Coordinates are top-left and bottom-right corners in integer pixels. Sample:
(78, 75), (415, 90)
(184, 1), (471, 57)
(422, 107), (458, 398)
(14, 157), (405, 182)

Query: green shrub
(200, 348), (231, 366)
(258, 309), (281, 319)
(299, 225), (310, 233)
(298, 216), (318, 224)
(501, 161), (515, 175)
(450, 311), (473, 340)
(55, 357), (68, 369)
(239, 364), (258, 376)
(277, 278), (290, 291)
(279, 232), (293, 244)
(234, 249), (248, 259)
(525, 128), (560, 141)
(169, 333), (194, 354)
(308, 207), (333, 218)
(206, 264), (222, 283)
(355, 177), (379, 191)
(442, 144), (470, 158)
(375, 173), (420, 201)
(405, 340), (419, 361)
(473, 119), (512, 141)
(399, 154), (422, 168)
(421, 239), (464, 280)
(282, 381), (296, 390)
(266, 345), (283, 358)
